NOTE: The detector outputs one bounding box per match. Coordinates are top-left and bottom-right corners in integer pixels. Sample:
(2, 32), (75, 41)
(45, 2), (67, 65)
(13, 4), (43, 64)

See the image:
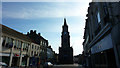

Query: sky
(2, 0), (92, 55)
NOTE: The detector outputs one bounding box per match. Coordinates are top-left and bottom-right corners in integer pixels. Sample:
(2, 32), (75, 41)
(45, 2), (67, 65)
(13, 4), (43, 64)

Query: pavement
(2, 64), (84, 68)
(52, 64), (84, 68)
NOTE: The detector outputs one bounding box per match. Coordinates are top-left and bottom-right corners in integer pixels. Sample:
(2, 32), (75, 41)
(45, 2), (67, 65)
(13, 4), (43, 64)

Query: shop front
(1, 53), (10, 65)
(90, 34), (116, 68)
(12, 53), (20, 66)
(29, 57), (39, 66)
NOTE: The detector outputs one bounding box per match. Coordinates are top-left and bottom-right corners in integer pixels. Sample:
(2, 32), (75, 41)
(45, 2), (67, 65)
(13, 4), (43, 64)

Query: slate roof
(1, 24), (32, 42)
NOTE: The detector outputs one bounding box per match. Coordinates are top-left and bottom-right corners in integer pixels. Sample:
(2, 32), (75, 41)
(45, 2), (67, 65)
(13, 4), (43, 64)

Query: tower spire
(64, 18), (67, 26)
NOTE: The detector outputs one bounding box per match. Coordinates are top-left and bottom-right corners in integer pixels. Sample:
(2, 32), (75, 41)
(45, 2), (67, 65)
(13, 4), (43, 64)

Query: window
(31, 51), (33, 56)
(25, 43), (27, 49)
(2, 36), (5, 46)
(18, 41), (22, 49)
(35, 46), (36, 49)
(45, 43), (46, 46)
(8, 38), (13, 48)
(16, 40), (19, 48)
(1, 36), (3, 44)
(23, 43), (25, 50)
(37, 46), (39, 50)
(6, 37), (8, 44)
(43, 50), (44, 52)
(8, 37), (11, 44)
(103, 3), (108, 15)
(97, 12), (101, 23)
(14, 40), (17, 48)
(32, 45), (34, 49)
(41, 41), (42, 45)
(25, 43), (27, 50)
(85, 35), (89, 45)
(34, 52), (36, 55)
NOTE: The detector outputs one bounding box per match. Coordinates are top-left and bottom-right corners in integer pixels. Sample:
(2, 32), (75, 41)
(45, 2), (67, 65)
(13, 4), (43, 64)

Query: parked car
(0, 62), (8, 68)
(43, 62), (53, 68)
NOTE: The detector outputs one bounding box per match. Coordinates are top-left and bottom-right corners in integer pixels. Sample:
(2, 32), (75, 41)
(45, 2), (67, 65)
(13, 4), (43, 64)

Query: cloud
(0, 3), (2, 24)
(69, 24), (85, 33)
(3, 0), (92, 2)
(2, 2), (90, 19)
(71, 37), (84, 55)
(2, 2), (90, 55)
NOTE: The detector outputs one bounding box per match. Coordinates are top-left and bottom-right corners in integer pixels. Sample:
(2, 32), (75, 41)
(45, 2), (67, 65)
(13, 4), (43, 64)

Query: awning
(91, 34), (113, 54)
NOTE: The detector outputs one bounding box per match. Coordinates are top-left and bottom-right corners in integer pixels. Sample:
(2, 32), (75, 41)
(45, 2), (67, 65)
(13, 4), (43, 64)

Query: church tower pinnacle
(62, 18), (68, 32)
(64, 18), (67, 26)
(61, 18), (70, 48)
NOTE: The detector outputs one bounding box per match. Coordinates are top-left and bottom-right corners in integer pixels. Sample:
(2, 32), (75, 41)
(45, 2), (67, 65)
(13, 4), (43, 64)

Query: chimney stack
(30, 30), (33, 34)
(38, 33), (40, 36)
(27, 32), (29, 35)
(34, 30), (36, 34)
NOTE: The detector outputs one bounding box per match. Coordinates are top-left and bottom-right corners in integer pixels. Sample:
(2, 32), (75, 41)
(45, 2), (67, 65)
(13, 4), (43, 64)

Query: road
(52, 64), (84, 68)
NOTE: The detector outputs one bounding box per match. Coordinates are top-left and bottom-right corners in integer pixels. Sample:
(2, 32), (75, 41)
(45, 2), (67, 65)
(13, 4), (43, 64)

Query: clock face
(64, 32), (67, 35)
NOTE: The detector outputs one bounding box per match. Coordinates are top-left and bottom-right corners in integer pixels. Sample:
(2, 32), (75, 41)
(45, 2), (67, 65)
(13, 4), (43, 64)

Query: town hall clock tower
(59, 18), (73, 64)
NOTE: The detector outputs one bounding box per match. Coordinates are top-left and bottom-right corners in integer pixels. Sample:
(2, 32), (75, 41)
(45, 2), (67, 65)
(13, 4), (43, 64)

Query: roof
(1, 24), (32, 42)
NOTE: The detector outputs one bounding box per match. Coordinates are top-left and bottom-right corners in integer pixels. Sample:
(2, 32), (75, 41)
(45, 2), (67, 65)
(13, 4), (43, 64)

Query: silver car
(43, 62), (53, 68)
(0, 62), (8, 68)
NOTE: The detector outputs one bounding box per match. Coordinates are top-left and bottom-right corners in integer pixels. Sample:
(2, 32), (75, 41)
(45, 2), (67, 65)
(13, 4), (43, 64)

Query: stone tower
(59, 18), (73, 64)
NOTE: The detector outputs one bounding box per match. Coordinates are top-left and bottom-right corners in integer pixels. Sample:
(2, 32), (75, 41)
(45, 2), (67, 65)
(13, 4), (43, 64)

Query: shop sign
(14, 54), (24, 57)
(0, 53), (10, 56)
(91, 34), (113, 54)
(14, 54), (19, 57)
